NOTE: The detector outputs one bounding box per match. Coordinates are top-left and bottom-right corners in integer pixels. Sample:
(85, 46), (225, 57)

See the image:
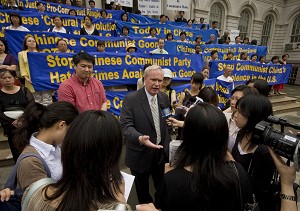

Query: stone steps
(273, 102), (300, 115)
(269, 96), (297, 107)
(267, 92), (300, 114)
(0, 128), (14, 167)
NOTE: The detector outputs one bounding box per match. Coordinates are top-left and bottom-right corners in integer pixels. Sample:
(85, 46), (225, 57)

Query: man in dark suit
(120, 65), (171, 204)
(175, 11), (187, 23)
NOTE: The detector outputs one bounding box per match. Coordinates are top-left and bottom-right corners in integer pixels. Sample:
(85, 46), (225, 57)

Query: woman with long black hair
(22, 111), (131, 210)
(154, 103), (254, 210)
(232, 94), (275, 210)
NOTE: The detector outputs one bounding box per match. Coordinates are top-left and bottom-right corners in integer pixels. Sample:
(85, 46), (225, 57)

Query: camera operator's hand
(268, 147), (296, 186)
(268, 147), (297, 211)
(139, 135), (163, 149)
(0, 188), (14, 202)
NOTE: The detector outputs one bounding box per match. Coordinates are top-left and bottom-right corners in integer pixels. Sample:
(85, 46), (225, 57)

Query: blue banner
(5, 31), (268, 62)
(172, 78), (232, 109)
(16, 0), (123, 19)
(105, 78), (233, 117)
(3, 30), (205, 58)
(215, 79), (233, 109)
(5, 30), (123, 58)
(27, 52), (205, 91)
(209, 60), (292, 85)
(128, 13), (159, 24)
(106, 91), (128, 117)
(127, 13), (210, 29)
(201, 44), (268, 61)
(0, 10), (116, 37)
(115, 21), (218, 42)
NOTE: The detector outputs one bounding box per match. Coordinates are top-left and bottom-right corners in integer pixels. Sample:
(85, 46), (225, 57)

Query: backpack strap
(22, 178), (55, 211)
(4, 153), (51, 191)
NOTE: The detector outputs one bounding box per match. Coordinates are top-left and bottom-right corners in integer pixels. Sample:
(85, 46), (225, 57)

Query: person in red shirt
(58, 52), (107, 112)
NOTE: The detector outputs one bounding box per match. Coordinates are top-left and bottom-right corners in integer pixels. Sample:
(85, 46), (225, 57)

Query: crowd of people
(0, 0), (297, 211)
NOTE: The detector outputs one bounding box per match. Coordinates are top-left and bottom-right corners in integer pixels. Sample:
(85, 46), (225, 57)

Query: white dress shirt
(29, 133), (62, 181)
(47, 27), (68, 33)
(151, 48), (168, 54)
(145, 87), (157, 106)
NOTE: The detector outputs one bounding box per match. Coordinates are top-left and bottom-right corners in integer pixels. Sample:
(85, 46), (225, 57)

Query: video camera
(253, 115), (300, 171)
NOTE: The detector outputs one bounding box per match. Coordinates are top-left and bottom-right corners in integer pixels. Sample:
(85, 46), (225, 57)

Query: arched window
(238, 10), (251, 40)
(261, 15), (273, 46)
(209, 3), (223, 31)
(291, 15), (300, 43)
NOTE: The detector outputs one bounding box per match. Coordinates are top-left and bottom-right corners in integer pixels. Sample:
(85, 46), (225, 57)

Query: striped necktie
(150, 97), (161, 144)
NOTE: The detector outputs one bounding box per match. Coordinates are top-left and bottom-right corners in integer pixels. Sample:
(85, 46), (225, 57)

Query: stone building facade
(162, 0), (300, 63)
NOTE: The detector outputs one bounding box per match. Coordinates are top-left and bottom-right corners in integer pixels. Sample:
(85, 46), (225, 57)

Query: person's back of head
(14, 102), (78, 152)
(191, 72), (204, 88)
(253, 79), (269, 97)
(198, 87), (218, 106)
(44, 111), (123, 211)
(250, 39), (258, 45)
(175, 103), (238, 210)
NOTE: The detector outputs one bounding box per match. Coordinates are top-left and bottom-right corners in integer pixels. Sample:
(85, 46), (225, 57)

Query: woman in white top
(5, 12), (29, 32)
(223, 85), (258, 151)
(47, 16), (69, 33)
(178, 31), (189, 43)
(147, 27), (157, 38)
(79, 15), (98, 35)
(187, 19), (193, 28)
(13, 101), (79, 190)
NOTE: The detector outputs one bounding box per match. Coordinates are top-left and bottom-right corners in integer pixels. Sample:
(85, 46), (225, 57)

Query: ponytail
(14, 101), (78, 152)
(13, 103), (45, 152)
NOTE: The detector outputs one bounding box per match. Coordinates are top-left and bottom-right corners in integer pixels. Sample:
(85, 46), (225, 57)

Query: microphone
(267, 115), (300, 130)
(160, 104), (172, 118)
(267, 115), (281, 124)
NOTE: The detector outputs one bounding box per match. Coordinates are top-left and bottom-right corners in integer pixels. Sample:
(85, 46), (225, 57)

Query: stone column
(251, 20), (264, 44)
(193, 8), (209, 24)
(226, 15), (239, 31)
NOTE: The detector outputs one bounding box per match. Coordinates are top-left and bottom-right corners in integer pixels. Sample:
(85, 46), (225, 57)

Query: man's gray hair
(144, 65), (163, 77)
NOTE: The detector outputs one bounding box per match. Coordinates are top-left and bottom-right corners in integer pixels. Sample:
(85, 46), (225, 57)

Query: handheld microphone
(160, 104), (172, 118)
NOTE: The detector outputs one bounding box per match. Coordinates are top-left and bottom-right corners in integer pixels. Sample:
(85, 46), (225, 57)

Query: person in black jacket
(80, 15), (98, 35)
(175, 11), (187, 23)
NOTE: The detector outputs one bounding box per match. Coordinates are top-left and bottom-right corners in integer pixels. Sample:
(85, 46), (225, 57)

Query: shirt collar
(144, 87), (157, 104)
(30, 132), (56, 158)
(72, 74), (91, 86)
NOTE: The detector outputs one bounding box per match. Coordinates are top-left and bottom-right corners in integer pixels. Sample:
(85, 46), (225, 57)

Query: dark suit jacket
(120, 88), (171, 173)
(175, 18), (187, 23)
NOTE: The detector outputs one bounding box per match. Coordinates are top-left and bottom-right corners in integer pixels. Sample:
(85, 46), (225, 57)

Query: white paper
(106, 0), (133, 7)
(167, 0), (189, 11)
(121, 171), (135, 202)
(138, 0), (161, 15)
